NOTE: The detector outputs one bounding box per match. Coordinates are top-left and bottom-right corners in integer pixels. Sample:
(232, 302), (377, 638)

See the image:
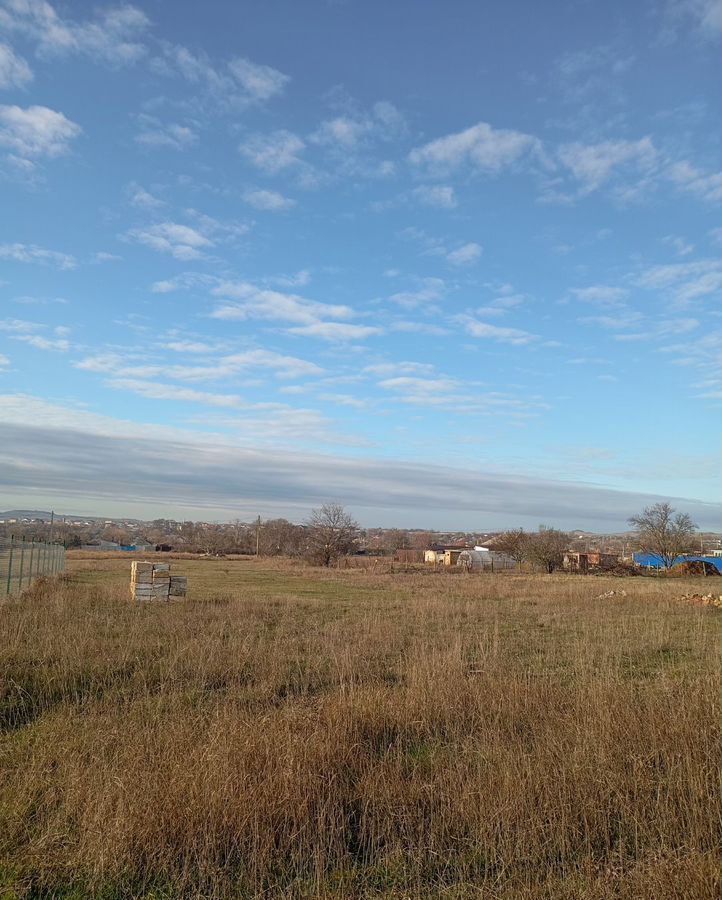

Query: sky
(0, 0), (720, 530)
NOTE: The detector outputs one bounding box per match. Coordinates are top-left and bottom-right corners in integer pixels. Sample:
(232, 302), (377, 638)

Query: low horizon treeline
(2, 518), (633, 563)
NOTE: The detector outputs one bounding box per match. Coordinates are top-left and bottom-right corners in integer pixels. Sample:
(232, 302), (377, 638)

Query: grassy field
(0, 553), (719, 899)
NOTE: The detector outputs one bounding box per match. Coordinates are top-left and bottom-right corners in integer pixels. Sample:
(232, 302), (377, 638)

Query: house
(81, 540), (121, 551)
(424, 543), (469, 565)
(564, 551), (619, 573)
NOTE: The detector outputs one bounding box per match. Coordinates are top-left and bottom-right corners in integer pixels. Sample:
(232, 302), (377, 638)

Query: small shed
(444, 549), (463, 566)
(564, 551), (619, 573)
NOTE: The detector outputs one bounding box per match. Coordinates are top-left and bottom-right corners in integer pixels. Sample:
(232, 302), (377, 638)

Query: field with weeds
(0, 552), (719, 899)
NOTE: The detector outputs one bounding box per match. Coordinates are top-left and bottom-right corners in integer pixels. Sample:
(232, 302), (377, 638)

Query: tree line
(0, 501), (702, 570)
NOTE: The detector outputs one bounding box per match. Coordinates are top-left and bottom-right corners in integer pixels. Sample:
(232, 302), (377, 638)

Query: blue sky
(0, 0), (720, 529)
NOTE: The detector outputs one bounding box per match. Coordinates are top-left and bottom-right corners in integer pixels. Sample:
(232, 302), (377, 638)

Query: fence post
(29, 540), (35, 584)
(5, 536), (14, 596)
(18, 537), (26, 591)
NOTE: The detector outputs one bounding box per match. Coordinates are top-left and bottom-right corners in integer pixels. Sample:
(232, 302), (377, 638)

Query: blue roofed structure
(633, 553), (722, 573)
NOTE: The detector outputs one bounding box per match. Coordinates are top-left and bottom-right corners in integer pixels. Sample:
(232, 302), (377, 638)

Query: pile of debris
(678, 592), (722, 608)
(669, 560), (721, 577)
(130, 561), (187, 602)
(594, 589), (628, 600)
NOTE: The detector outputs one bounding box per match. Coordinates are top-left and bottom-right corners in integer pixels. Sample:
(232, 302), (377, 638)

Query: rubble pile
(594, 589), (628, 600)
(678, 592), (722, 608)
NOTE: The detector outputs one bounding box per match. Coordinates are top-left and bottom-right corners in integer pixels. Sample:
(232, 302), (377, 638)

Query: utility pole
(48, 510), (55, 543)
(256, 515), (261, 556)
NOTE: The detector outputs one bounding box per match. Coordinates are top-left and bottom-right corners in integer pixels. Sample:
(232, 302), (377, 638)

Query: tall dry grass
(0, 559), (719, 899)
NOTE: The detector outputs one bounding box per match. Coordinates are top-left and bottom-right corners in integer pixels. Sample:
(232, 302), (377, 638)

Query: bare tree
(306, 503), (360, 566)
(628, 502), (697, 569)
(528, 525), (569, 574)
(261, 519), (305, 556)
(492, 528), (530, 570)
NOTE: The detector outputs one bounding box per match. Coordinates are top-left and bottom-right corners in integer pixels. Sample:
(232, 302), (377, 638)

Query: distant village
(1, 509), (721, 574)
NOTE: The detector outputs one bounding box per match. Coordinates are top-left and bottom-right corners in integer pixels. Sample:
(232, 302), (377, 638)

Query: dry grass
(0, 555), (719, 899)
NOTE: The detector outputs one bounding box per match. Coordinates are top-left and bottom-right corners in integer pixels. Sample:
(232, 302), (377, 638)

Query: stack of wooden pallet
(169, 576), (188, 596)
(130, 562), (187, 601)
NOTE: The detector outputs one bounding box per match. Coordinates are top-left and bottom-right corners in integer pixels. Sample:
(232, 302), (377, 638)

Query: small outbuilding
(564, 551), (620, 573)
(424, 543), (468, 565)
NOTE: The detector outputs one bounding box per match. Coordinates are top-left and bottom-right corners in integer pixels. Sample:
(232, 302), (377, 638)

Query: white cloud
(636, 259), (722, 305)
(0, 1), (150, 65)
(271, 269), (311, 288)
(662, 235), (695, 256)
(288, 321), (383, 341)
(211, 281), (353, 326)
(162, 340), (217, 354)
(312, 115), (369, 148)
(238, 129), (304, 172)
(148, 271), (216, 294)
(12, 294), (67, 305)
(570, 285), (628, 307)
(0, 318), (41, 333)
(390, 321), (450, 336)
(665, 160), (722, 203)
(411, 184), (457, 208)
(0, 242), (76, 269)
(363, 361), (436, 377)
(0, 42), (33, 87)
(390, 277), (446, 309)
(0, 104), (80, 158)
(578, 312), (644, 330)
(475, 292), (526, 318)
(409, 121), (539, 174)
(398, 226), (483, 269)
(554, 44), (635, 102)
(656, 317), (699, 335)
(135, 115), (197, 150)
(660, 331), (722, 402)
(243, 188), (295, 211)
(227, 56), (289, 101)
(379, 375), (459, 394)
(12, 333), (69, 351)
(318, 393), (368, 409)
(75, 347), (324, 382)
(125, 222), (212, 260)
(557, 137), (657, 195)
(107, 378), (246, 408)
(457, 316), (538, 345)
(660, 0), (722, 41)
(127, 182), (165, 209)
(93, 251), (121, 263)
(446, 242), (482, 266)
(0, 352), (9, 368)
(311, 100), (405, 151)
(372, 100), (406, 132)
(157, 45), (289, 106)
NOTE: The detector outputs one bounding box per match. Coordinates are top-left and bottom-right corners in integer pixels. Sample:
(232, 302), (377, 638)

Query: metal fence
(0, 536), (66, 597)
